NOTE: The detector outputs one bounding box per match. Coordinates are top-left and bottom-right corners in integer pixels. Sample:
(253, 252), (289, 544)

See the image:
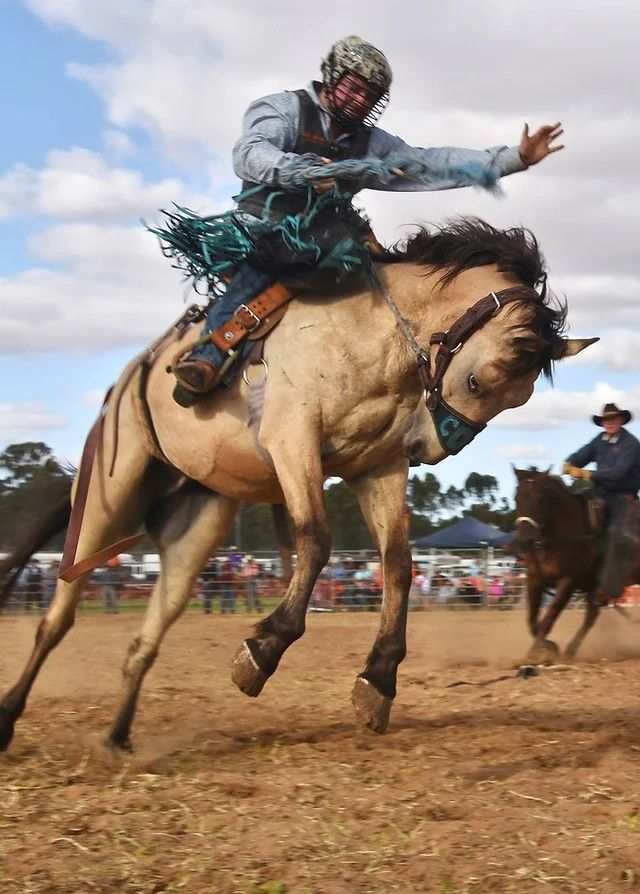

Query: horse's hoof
(105, 734), (133, 753)
(526, 639), (559, 666)
(231, 641), (269, 698)
(351, 676), (393, 734)
(0, 708), (15, 751)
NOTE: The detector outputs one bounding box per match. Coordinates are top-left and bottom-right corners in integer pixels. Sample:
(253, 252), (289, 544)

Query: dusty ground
(2, 607), (640, 894)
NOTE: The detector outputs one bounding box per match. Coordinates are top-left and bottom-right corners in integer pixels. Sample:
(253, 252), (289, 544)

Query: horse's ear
(544, 464), (553, 474)
(552, 337), (599, 360)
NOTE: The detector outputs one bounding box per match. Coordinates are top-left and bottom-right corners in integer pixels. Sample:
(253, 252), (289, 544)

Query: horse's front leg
(526, 577), (574, 664)
(526, 576), (545, 638)
(231, 439), (330, 697)
(347, 456), (412, 733)
(564, 591), (600, 659)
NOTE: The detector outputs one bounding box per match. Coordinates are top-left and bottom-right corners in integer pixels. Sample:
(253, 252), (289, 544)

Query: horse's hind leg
(0, 438), (150, 750)
(565, 594), (600, 659)
(108, 485), (237, 750)
(0, 573), (91, 749)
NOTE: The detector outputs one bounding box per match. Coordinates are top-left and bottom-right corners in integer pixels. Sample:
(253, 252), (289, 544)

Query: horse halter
(368, 265), (538, 456)
(515, 479), (551, 548)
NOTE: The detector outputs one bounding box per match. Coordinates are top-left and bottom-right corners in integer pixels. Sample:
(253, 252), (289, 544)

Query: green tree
(407, 472), (441, 516)
(463, 472), (499, 505)
(0, 442), (72, 550)
(324, 481), (372, 550)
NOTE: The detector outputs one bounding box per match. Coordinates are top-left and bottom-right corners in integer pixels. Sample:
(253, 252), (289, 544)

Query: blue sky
(1, 0), (640, 505)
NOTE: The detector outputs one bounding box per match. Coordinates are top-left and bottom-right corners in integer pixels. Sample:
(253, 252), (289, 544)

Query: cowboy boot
(173, 358), (220, 394)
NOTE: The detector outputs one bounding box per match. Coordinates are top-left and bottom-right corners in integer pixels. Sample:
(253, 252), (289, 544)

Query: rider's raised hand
(519, 122), (564, 167)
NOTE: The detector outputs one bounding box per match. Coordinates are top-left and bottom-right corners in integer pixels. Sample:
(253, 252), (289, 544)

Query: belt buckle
(235, 303), (261, 333)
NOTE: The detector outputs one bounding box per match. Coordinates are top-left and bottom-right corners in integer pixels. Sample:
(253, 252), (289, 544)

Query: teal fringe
(148, 189), (372, 291)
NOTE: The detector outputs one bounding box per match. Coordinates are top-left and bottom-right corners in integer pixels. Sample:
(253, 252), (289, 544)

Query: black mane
(385, 217), (567, 381)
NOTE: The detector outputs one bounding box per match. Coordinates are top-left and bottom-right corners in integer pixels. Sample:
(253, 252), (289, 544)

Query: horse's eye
(467, 373), (480, 394)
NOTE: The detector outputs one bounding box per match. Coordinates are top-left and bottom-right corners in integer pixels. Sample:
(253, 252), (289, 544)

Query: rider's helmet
(321, 35), (392, 128)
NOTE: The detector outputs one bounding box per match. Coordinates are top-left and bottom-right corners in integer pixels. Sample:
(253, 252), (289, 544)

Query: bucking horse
(0, 218), (596, 751)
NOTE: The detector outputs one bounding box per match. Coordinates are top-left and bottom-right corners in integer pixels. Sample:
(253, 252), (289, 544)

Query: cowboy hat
(592, 402), (632, 426)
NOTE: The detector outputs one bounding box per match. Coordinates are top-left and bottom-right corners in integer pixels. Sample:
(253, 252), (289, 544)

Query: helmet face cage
(321, 36), (391, 128)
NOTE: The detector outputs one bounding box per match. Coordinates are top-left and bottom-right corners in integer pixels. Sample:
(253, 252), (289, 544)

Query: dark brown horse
(513, 467), (637, 662)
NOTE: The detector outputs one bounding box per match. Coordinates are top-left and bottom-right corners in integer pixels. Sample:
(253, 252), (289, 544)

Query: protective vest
(236, 84), (370, 221)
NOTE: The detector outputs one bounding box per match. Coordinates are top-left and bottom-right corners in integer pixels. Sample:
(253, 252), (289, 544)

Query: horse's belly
(155, 403), (283, 501)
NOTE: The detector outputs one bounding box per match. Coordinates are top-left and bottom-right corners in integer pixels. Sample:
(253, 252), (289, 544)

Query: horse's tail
(0, 482), (72, 608)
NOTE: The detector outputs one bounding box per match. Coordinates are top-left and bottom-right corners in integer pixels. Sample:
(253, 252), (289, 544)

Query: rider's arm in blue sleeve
(363, 128), (527, 192)
(565, 438), (598, 468)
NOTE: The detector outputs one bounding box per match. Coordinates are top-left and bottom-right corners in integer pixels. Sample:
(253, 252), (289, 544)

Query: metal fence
(2, 549), (528, 615)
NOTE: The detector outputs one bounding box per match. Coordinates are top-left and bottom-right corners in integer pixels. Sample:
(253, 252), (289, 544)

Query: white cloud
(0, 402), (67, 445)
(80, 388), (109, 407)
(102, 129), (135, 158)
(0, 220), (194, 351)
(567, 329), (640, 372)
(493, 381), (640, 431)
(0, 163), (36, 220)
(494, 443), (551, 463)
(0, 148), (201, 223)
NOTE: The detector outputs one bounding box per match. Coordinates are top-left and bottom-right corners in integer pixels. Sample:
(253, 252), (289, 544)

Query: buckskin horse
(0, 218), (596, 751)
(514, 467), (638, 662)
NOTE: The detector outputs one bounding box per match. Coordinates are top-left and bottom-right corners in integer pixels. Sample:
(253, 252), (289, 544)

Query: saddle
(578, 492), (607, 537)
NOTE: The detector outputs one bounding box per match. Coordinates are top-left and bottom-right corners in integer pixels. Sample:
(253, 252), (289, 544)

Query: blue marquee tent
(413, 516), (513, 549)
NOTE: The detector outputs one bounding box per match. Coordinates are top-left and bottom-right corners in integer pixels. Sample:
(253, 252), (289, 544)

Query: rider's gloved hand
(564, 464), (593, 480)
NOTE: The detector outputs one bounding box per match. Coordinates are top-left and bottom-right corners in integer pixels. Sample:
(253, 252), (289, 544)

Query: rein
(58, 304), (205, 584)
(367, 263), (536, 455)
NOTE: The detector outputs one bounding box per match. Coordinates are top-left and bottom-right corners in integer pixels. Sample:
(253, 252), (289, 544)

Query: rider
(563, 402), (640, 603)
(173, 34), (564, 401)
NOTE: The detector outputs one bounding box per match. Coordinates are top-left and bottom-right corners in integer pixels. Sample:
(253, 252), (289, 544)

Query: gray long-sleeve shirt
(232, 82), (527, 194)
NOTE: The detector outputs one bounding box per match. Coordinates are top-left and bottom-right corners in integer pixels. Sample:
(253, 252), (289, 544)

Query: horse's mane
(518, 469), (584, 504)
(384, 217), (567, 381)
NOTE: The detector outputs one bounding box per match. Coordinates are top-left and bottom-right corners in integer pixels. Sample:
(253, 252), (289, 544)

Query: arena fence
(3, 548), (530, 615)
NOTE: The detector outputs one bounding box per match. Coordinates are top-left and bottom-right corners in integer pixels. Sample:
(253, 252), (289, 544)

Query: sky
(1, 0), (639, 504)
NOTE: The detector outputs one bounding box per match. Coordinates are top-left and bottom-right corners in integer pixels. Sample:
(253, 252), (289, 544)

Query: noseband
(368, 264), (538, 456)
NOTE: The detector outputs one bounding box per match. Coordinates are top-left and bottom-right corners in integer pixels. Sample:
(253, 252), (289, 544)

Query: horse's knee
(35, 610), (74, 649)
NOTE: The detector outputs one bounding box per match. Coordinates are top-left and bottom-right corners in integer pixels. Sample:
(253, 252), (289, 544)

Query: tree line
(0, 441), (518, 553)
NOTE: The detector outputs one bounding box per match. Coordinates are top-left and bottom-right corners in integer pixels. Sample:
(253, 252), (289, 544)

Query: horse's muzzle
(514, 516), (541, 550)
(405, 437), (427, 466)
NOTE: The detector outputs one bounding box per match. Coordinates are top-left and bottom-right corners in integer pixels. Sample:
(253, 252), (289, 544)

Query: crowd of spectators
(310, 560), (526, 610)
(5, 558), (59, 614)
(2, 551), (527, 615)
(197, 550), (281, 614)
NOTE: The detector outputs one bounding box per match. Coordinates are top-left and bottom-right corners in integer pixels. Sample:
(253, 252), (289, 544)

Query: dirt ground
(2, 607), (640, 894)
